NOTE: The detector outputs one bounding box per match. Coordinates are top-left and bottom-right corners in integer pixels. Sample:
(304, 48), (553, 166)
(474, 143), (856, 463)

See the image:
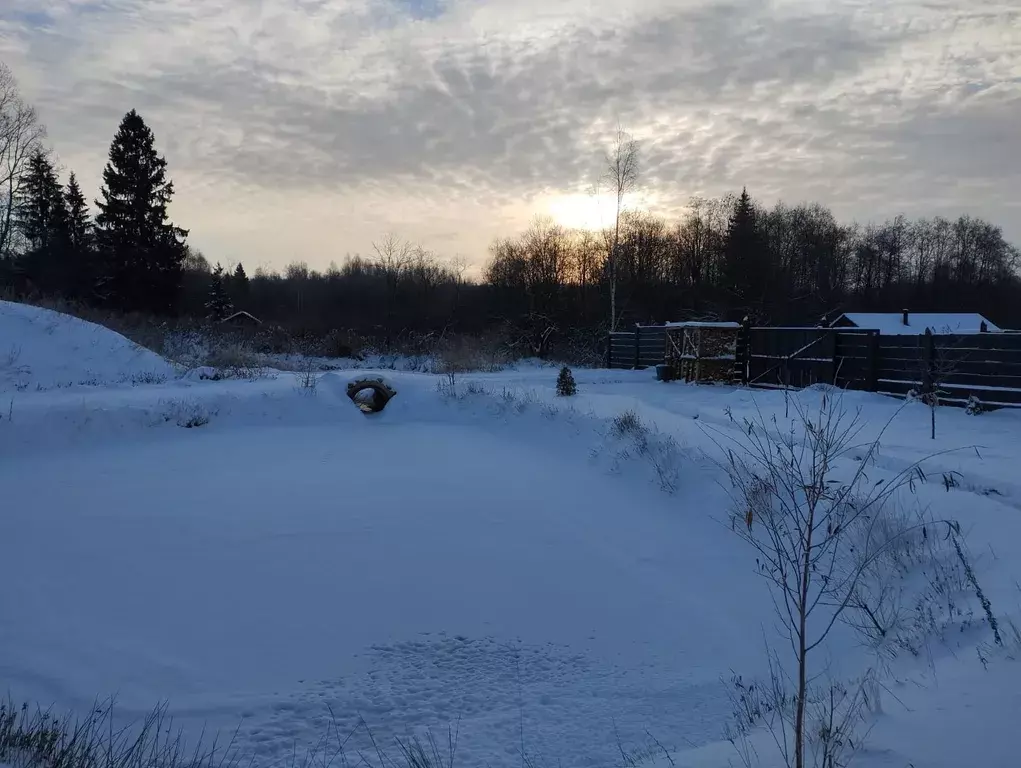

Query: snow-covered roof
(220, 311), (262, 325)
(664, 321), (741, 329)
(832, 312), (1000, 335)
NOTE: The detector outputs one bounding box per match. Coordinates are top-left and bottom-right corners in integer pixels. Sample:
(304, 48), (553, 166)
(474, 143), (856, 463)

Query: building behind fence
(608, 322), (1021, 407)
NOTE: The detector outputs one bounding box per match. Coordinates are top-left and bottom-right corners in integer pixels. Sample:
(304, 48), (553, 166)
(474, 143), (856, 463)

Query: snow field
(2, 300), (1021, 767)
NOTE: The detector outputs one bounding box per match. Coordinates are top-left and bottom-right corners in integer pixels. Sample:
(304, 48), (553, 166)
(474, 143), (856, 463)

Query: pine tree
(556, 365), (577, 396)
(723, 188), (768, 309)
(64, 173), (91, 252)
(64, 172), (95, 300)
(206, 263), (233, 320)
(14, 149), (71, 294)
(16, 150), (65, 252)
(231, 261), (250, 304)
(94, 110), (188, 313)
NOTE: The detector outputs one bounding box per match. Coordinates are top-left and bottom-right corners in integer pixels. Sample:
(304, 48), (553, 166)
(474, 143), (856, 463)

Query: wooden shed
(664, 321), (741, 383)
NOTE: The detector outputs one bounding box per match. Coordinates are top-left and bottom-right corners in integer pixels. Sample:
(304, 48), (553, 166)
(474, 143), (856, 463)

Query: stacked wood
(664, 322), (740, 383)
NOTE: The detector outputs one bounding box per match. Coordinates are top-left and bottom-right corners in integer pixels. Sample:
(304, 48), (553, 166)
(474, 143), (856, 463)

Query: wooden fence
(608, 325), (667, 370)
(607, 324), (1021, 407)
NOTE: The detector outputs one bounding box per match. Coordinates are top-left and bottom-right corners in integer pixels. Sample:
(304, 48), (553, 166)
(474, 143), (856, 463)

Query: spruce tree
(231, 261), (250, 304)
(206, 263), (233, 320)
(15, 149), (71, 294)
(64, 173), (91, 252)
(16, 150), (65, 252)
(556, 365), (577, 396)
(723, 188), (767, 308)
(64, 172), (95, 300)
(94, 110), (188, 313)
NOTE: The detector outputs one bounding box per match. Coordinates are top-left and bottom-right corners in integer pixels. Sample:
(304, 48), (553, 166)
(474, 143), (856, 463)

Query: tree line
(486, 191), (1021, 330)
(2, 66), (188, 314)
(3, 60), (1020, 357)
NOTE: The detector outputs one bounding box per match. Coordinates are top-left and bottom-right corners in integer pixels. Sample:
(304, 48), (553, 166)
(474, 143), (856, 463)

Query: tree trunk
(795, 497), (817, 768)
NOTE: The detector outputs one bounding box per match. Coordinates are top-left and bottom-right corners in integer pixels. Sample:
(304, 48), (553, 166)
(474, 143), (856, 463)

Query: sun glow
(544, 192), (613, 231)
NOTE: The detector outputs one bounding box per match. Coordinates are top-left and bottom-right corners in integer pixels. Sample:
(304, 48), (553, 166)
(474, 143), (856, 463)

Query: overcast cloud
(1, 0), (1019, 271)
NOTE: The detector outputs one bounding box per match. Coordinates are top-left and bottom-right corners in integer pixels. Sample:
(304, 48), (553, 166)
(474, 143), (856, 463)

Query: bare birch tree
(0, 63), (45, 258)
(602, 126), (640, 331)
(718, 395), (948, 768)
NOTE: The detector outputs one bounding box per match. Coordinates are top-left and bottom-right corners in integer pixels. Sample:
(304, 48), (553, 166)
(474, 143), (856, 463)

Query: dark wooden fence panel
(872, 332), (1021, 406)
(607, 325), (667, 369)
(746, 328), (872, 389)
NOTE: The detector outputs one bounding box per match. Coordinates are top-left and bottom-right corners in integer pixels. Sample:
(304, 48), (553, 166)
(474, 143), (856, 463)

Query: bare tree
(718, 395), (944, 768)
(372, 233), (418, 347)
(0, 63), (46, 258)
(602, 125), (640, 331)
(905, 328), (969, 440)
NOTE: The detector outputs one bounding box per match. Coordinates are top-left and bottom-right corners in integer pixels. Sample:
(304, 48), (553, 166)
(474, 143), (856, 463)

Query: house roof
(832, 312), (1000, 335)
(220, 311), (262, 325)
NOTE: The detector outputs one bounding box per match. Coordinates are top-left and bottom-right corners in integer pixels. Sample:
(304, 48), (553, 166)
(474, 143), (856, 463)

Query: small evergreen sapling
(556, 366), (577, 396)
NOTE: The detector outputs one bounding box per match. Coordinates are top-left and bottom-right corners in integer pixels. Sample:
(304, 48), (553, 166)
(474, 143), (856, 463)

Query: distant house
(830, 310), (1000, 335)
(219, 311), (262, 328)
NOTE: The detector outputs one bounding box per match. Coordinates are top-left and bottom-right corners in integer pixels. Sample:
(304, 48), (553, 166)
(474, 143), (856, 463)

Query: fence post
(922, 328), (935, 396)
(829, 331), (839, 385)
(633, 323), (642, 369)
(737, 316), (751, 384)
(606, 332), (612, 369)
(866, 331), (879, 392)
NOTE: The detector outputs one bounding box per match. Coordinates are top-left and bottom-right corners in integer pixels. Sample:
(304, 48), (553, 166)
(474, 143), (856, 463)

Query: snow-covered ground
(0, 301), (177, 391)
(2, 301), (1020, 767)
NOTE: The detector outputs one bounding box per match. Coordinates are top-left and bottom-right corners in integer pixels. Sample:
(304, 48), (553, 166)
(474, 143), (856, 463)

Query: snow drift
(0, 300), (177, 392)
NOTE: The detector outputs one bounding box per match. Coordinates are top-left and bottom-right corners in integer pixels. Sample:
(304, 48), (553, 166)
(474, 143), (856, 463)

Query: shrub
(611, 408), (644, 437)
(965, 394), (983, 415)
(0, 697), (246, 768)
(555, 366), (577, 397)
(154, 399), (217, 428)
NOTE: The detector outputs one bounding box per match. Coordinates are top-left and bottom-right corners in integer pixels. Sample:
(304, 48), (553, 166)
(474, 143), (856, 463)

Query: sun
(544, 192), (612, 231)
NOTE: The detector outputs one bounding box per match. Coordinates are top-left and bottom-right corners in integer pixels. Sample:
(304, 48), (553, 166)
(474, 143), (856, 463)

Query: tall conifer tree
(94, 110), (187, 312)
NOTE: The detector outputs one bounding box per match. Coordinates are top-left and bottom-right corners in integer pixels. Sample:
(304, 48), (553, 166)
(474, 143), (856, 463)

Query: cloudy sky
(1, 0), (1019, 273)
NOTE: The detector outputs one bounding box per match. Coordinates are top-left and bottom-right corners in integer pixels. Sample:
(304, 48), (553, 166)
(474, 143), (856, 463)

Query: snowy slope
(0, 300), (177, 392)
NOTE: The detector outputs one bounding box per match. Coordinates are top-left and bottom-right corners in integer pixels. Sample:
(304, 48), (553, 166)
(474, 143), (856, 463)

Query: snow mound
(0, 301), (177, 392)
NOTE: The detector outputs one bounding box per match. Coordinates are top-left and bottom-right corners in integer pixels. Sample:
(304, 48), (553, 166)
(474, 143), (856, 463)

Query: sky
(1, 0), (1019, 274)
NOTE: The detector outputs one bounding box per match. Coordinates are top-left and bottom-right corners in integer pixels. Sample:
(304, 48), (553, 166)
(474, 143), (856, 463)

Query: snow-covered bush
(965, 394), (984, 415)
(605, 408), (682, 493)
(611, 409), (643, 437)
(154, 399), (218, 428)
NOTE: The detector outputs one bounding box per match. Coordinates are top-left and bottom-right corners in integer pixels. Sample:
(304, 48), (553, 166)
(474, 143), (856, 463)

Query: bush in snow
(154, 399), (217, 428)
(965, 394), (984, 415)
(555, 366), (577, 397)
(603, 408), (683, 493)
(294, 356), (319, 394)
(611, 409), (644, 437)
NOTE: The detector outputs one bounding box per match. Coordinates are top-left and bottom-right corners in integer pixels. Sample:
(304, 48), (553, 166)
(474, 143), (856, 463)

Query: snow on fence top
(833, 312), (1000, 335)
(664, 321), (741, 328)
